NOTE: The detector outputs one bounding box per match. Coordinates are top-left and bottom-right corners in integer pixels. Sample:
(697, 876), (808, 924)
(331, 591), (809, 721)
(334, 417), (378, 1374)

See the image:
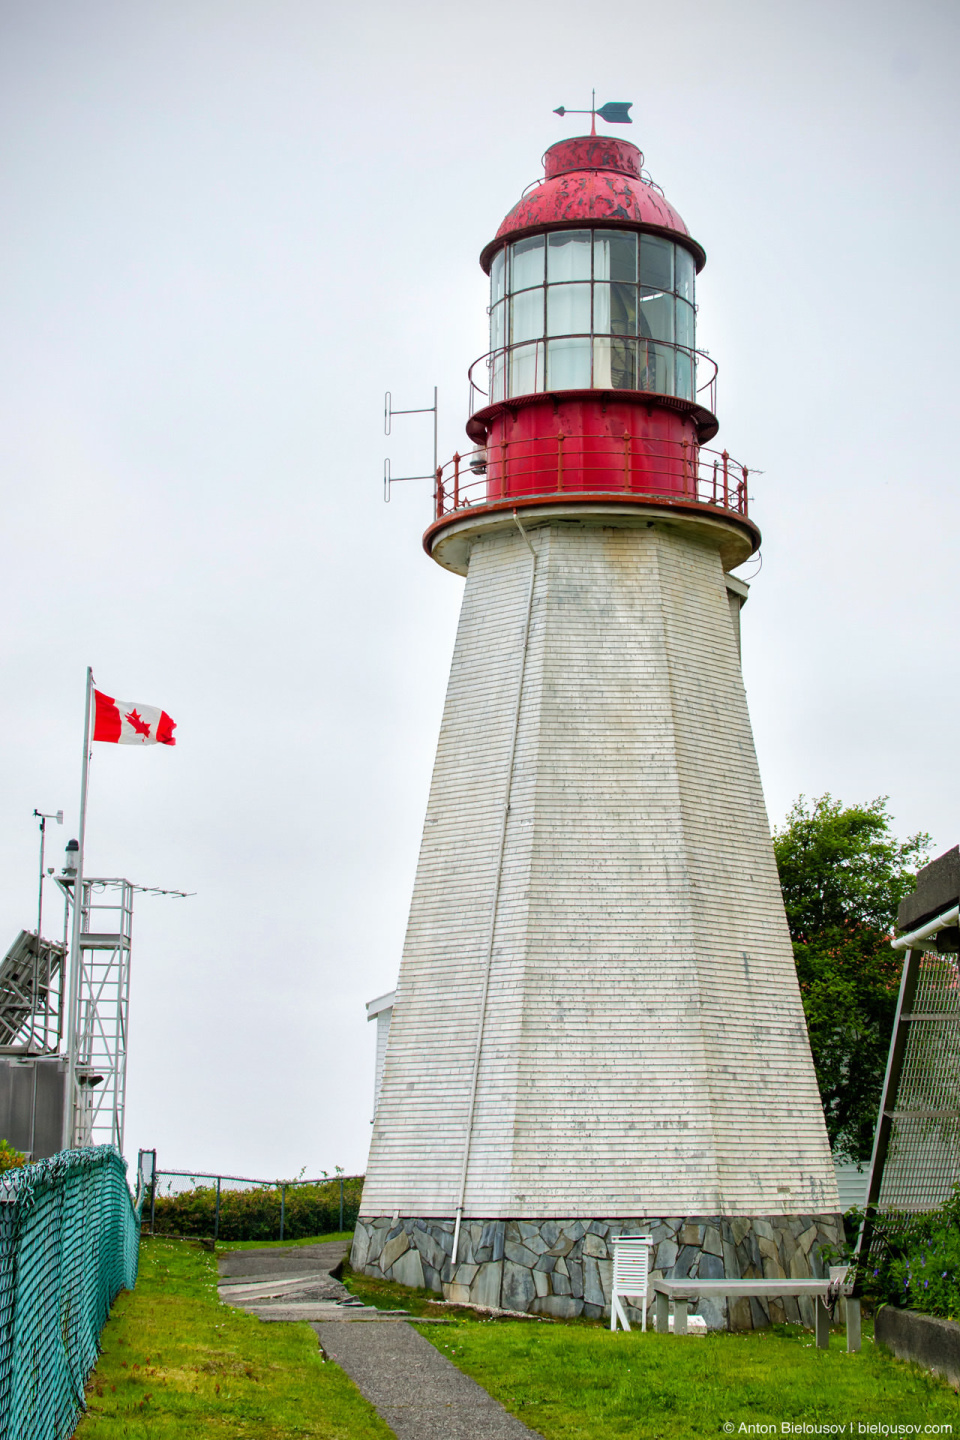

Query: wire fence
(145, 1168), (364, 1242)
(0, 1146), (140, 1440)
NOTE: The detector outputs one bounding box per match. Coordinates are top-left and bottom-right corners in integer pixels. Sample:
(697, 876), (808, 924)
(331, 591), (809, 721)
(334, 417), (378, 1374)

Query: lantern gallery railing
(468, 339), (718, 414)
(433, 435), (750, 522)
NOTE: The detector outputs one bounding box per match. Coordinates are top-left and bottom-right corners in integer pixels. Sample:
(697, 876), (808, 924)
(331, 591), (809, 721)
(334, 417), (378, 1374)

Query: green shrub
(0, 1139), (27, 1172)
(851, 1184), (960, 1320)
(147, 1176), (363, 1240)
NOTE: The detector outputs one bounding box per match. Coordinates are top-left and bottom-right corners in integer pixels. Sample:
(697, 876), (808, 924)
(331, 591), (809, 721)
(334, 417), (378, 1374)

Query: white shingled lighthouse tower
(354, 114), (841, 1327)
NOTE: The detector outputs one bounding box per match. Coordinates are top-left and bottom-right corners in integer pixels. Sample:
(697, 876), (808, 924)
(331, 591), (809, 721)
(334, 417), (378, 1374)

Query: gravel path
(314, 1319), (541, 1440)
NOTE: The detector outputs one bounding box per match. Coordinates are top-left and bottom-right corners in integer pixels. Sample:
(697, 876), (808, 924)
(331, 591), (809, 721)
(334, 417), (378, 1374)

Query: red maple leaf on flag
(124, 709), (152, 738)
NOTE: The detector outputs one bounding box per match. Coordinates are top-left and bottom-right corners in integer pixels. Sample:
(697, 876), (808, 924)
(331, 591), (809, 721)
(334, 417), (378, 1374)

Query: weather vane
(553, 90), (632, 137)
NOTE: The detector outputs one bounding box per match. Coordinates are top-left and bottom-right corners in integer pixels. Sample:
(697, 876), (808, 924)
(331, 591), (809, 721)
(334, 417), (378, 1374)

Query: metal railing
(467, 337), (718, 416)
(144, 1167), (364, 1243)
(432, 435), (750, 523)
(0, 1147), (140, 1440)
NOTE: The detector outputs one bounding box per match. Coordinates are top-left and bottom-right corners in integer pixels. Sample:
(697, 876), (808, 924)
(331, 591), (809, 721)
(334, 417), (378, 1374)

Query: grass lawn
(343, 1268), (960, 1439)
(74, 1235), (393, 1440)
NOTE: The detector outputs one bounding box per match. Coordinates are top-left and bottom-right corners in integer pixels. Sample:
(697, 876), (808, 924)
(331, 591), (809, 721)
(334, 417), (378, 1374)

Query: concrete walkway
(315, 1319), (541, 1440)
(218, 1242), (542, 1438)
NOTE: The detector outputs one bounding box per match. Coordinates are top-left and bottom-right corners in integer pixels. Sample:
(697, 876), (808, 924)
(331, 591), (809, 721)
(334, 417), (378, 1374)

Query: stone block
(788, 1247), (811, 1280)
(679, 1224), (704, 1246)
(797, 1224), (818, 1255)
(567, 1258), (583, 1294)
(583, 1302), (603, 1319)
(587, 1221), (610, 1237)
(548, 1235), (575, 1257)
(533, 1267), (550, 1298)
(730, 1218), (751, 1246)
(540, 1221), (560, 1247)
(531, 1295), (583, 1319)
(444, 1282), (471, 1304)
(392, 1246), (424, 1290)
(350, 1227), (370, 1270)
(554, 1255), (569, 1277)
(698, 1296), (726, 1331)
(728, 1297), (752, 1331)
(469, 1262), (503, 1308)
(757, 1236), (779, 1263)
(583, 1255), (605, 1307)
(722, 1241), (740, 1278)
(762, 1255), (786, 1280)
(518, 1222), (541, 1240)
(582, 1232), (608, 1259)
(366, 1226), (387, 1263)
(455, 1263), (479, 1287)
(502, 1260), (537, 1312)
(875, 1307), (960, 1389)
(674, 1245), (700, 1279)
(504, 1240), (537, 1268)
(655, 1239), (679, 1272)
(753, 1219), (775, 1241)
(552, 1271), (572, 1296)
(526, 1233), (549, 1256)
(422, 1264), (442, 1294)
(784, 1296), (801, 1324)
(702, 1225), (723, 1258)
(380, 1230), (410, 1273)
(481, 1221), (505, 1262)
(534, 1253), (556, 1273)
(387, 1223), (404, 1242)
(749, 1296), (769, 1329)
(560, 1221), (585, 1242)
(411, 1228), (448, 1273)
(699, 1252), (724, 1280)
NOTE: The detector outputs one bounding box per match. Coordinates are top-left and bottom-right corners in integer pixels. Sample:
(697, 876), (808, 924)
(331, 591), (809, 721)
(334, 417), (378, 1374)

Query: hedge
(146, 1176), (364, 1241)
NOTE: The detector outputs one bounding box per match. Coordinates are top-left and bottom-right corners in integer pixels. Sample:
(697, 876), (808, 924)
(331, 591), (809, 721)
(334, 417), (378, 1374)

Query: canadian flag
(93, 689), (177, 746)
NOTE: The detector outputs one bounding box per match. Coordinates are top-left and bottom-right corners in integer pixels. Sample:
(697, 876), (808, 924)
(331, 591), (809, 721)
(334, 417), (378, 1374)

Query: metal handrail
(432, 434), (749, 523)
(467, 337), (718, 415)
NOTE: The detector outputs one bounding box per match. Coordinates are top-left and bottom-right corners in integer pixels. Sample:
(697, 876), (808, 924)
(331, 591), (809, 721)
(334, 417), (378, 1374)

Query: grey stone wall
(351, 1213), (844, 1330)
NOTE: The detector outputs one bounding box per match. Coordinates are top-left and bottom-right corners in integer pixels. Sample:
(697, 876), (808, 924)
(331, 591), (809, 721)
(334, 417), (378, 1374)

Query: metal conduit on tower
(356, 124), (841, 1329)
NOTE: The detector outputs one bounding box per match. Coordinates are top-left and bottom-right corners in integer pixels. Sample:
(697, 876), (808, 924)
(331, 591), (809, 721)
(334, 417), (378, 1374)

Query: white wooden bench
(651, 1268), (860, 1351)
(610, 1235), (653, 1332)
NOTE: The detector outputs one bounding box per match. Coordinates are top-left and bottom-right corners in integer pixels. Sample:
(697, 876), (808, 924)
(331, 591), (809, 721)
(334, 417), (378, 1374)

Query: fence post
(214, 1177), (221, 1242)
(339, 1175), (344, 1233)
(280, 1184), (286, 1243)
(150, 1173), (157, 1236)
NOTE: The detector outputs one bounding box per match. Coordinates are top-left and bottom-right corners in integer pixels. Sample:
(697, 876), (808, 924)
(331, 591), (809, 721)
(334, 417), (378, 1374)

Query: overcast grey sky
(1, 0), (957, 1179)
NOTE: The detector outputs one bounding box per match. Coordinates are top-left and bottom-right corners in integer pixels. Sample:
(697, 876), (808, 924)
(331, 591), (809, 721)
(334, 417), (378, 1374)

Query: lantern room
(425, 132), (758, 572)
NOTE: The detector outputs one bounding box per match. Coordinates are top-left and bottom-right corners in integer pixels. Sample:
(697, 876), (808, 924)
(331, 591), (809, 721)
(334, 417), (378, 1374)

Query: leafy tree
(773, 795), (930, 1163)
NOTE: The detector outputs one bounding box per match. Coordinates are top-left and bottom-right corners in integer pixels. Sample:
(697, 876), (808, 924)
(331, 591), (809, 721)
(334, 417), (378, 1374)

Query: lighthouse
(354, 124), (841, 1328)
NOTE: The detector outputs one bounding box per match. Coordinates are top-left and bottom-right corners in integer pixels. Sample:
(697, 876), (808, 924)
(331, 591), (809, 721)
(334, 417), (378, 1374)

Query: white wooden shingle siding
(362, 515), (839, 1220)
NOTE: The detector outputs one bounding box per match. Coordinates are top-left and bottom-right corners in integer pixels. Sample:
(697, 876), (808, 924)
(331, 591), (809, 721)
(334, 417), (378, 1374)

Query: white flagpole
(63, 667), (93, 1151)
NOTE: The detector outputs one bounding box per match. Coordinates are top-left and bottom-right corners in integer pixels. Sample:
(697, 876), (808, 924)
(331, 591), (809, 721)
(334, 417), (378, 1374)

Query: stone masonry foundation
(351, 1214), (844, 1330)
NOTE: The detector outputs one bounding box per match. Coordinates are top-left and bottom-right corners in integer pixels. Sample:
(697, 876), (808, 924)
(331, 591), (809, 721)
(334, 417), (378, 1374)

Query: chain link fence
(145, 1167), (363, 1242)
(0, 1146), (141, 1440)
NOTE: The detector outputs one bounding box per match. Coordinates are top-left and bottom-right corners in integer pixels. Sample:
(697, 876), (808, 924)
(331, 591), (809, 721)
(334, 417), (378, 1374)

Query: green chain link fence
(0, 1146), (141, 1440)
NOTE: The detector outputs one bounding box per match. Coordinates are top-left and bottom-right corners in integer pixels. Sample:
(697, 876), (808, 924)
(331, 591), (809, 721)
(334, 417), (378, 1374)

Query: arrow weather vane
(554, 90), (633, 137)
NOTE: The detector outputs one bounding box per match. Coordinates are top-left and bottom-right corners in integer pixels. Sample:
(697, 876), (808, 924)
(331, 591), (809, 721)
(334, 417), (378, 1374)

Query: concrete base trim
(875, 1307), (960, 1389)
(351, 1212), (844, 1331)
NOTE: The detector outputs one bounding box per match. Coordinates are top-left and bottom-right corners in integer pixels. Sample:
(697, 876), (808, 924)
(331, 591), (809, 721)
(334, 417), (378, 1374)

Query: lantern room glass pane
(491, 350), (507, 403)
(675, 348), (693, 401)
(547, 337), (591, 389)
(594, 230), (637, 283)
(675, 298), (694, 349)
(640, 235), (674, 292)
(639, 288), (674, 343)
(490, 299), (506, 353)
(675, 247), (695, 303)
(511, 340), (544, 396)
(547, 282), (590, 337)
(491, 249), (506, 305)
(547, 230), (592, 282)
(511, 235), (544, 291)
(594, 337), (636, 390)
(639, 340), (675, 396)
(511, 287), (544, 344)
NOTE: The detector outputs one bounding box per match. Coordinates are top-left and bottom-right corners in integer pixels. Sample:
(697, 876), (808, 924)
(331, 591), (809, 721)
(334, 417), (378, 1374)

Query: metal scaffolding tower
(58, 876), (133, 1151)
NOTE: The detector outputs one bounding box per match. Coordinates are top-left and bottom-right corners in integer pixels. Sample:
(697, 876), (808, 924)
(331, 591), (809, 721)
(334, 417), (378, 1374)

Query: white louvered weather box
(610, 1235), (653, 1332)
